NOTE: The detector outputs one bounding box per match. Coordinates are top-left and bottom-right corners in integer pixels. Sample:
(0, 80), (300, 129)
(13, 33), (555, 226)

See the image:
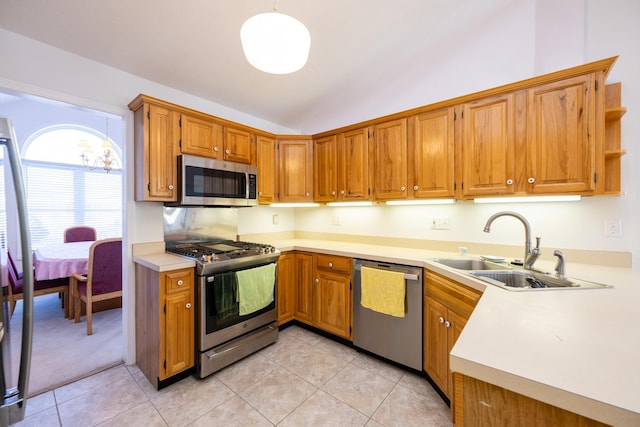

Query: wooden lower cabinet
(313, 253), (353, 339)
(135, 265), (195, 388)
(277, 251), (353, 340)
(276, 252), (296, 323)
(453, 373), (609, 427)
(423, 270), (481, 399)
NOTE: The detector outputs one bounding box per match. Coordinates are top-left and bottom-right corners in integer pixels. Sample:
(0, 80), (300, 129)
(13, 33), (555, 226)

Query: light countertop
(133, 238), (640, 426)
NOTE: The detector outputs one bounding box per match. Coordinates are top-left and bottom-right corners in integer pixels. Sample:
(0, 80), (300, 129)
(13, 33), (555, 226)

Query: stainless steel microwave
(168, 154), (258, 207)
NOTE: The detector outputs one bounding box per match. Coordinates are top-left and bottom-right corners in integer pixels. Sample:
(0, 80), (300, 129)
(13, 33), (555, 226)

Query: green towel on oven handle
(236, 263), (276, 316)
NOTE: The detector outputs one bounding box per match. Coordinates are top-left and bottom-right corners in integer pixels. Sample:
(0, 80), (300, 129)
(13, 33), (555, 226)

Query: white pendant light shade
(241, 12), (310, 74)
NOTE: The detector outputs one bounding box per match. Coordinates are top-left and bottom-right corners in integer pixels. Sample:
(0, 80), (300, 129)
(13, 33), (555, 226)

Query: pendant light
(240, 1), (310, 74)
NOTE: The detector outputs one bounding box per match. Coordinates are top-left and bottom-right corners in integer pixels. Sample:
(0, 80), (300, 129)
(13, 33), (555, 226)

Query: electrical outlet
(604, 219), (622, 237)
(332, 216), (341, 226)
(432, 217), (450, 230)
(272, 214), (279, 225)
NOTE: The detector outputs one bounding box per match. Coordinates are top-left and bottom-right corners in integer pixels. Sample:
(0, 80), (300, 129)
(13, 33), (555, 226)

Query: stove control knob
(270, 246), (277, 253)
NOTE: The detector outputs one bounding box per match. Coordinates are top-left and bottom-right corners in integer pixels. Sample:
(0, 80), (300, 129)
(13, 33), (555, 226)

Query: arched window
(22, 123), (123, 248)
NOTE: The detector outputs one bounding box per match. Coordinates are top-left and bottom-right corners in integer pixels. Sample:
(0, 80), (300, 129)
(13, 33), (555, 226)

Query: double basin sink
(431, 258), (612, 291)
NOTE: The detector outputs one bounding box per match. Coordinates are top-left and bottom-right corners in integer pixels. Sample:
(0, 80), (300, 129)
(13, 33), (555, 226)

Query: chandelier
(240, 1), (310, 74)
(78, 119), (119, 173)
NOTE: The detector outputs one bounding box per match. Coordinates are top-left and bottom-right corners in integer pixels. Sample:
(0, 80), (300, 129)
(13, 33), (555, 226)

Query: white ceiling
(0, 0), (518, 133)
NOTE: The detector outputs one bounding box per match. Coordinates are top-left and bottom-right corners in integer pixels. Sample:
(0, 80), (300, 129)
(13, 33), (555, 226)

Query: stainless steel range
(166, 239), (281, 378)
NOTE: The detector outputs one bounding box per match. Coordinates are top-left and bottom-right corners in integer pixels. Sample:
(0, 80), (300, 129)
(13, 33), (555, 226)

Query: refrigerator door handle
(0, 117), (34, 426)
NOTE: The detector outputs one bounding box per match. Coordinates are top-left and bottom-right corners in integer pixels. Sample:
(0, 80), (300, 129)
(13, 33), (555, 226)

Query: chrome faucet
(483, 211), (540, 269)
(553, 250), (567, 279)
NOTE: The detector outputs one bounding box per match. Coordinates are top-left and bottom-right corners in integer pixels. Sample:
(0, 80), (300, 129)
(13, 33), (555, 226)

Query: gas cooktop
(166, 240), (280, 275)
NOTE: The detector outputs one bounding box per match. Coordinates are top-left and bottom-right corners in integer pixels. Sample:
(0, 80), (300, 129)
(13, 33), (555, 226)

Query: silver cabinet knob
(186, 303), (191, 309)
(444, 321), (451, 328)
(177, 280), (183, 286)
(305, 192), (310, 196)
(258, 191), (263, 195)
(168, 184), (174, 190)
(213, 146), (219, 152)
(400, 186), (406, 191)
(331, 191), (336, 195)
(528, 177), (535, 184)
(340, 190), (345, 195)
(225, 149), (230, 154)
(439, 317), (445, 324)
(506, 179), (513, 185)
(413, 185), (419, 190)
(315, 278), (319, 283)
(328, 262), (333, 268)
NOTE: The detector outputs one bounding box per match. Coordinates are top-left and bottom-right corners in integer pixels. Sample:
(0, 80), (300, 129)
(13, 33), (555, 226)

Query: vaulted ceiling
(0, 0), (522, 133)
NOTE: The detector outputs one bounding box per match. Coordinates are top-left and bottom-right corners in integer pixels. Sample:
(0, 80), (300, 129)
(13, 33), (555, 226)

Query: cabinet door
(526, 74), (596, 193)
(276, 253), (296, 324)
(313, 135), (338, 202)
(278, 139), (313, 202)
(162, 269), (194, 379)
(373, 119), (408, 200)
(224, 126), (253, 164)
(460, 93), (516, 197)
(411, 108), (455, 198)
(447, 310), (467, 398)
(294, 253), (314, 323)
(314, 268), (351, 339)
(180, 113), (223, 158)
(424, 295), (449, 395)
(257, 135), (277, 204)
(144, 103), (177, 201)
(338, 128), (370, 201)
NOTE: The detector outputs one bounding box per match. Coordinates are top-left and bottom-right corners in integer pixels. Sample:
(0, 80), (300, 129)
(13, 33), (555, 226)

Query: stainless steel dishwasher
(353, 259), (423, 370)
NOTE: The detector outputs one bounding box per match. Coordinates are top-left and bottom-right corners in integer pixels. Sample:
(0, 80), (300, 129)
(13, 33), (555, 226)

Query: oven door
(198, 262), (277, 351)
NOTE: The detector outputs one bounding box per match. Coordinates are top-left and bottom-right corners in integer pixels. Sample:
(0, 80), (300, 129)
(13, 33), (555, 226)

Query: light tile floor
(14, 325), (452, 426)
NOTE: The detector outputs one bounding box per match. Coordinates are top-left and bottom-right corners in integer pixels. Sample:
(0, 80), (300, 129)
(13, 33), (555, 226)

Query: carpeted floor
(5, 292), (123, 397)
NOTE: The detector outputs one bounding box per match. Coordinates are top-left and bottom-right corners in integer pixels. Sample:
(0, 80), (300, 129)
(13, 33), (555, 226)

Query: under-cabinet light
(473, 195), (581, 204)
(326, 201), (376, 207)
(270, 203), (320, 208)
(385, 199), (455, 206)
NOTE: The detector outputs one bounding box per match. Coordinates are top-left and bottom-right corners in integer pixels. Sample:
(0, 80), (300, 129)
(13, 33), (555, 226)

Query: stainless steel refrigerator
(0, 117), (34, 426)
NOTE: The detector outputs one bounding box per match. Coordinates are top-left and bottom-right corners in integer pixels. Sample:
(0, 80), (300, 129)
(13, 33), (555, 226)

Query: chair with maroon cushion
(70, 238), (122, 335)
(6, 248), (69, 317)
(64, 226), (97, 243)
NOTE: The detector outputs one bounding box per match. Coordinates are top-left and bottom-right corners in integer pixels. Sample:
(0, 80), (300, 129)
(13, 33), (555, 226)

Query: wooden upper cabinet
(278, 138), (313, 202)
(224, 126), (254, 165)
(256, 135), (277, 204)
(314, 128), (370, 203)
(410, 108), (455, 199)
(180, 113), (224, 158)
(459, 93), (516, 197)
(338, 127), (370, 201)
(313, 135), (338, 202)
(132, 101), (178, 201)
(526, 74), (596, 194)
(373, 119), (408, 200)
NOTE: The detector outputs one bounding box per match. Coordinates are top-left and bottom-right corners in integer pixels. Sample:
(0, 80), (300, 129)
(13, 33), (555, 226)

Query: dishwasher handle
(354, 263), (419, 281)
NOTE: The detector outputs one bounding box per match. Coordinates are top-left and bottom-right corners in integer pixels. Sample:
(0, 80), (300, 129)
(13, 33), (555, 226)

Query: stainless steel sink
(432, 258), (512, 271)
(468, 270), (612, 290)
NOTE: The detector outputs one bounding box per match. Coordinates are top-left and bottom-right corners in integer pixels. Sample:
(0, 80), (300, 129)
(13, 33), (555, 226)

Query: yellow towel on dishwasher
(236, 263), (276, 316)
(360, 266), (406, 318)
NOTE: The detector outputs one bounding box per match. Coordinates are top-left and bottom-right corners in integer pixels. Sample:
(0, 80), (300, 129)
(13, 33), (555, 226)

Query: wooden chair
(64, 226), (97, 243)
(70, 238), (122, 335)
(6, 248), (69, 317)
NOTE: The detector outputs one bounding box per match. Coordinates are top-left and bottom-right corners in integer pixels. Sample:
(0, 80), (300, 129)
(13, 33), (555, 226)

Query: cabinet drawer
(164, 268), (193, 294)
(425, 270), (481, 319)
(315, 254), (353, 274)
